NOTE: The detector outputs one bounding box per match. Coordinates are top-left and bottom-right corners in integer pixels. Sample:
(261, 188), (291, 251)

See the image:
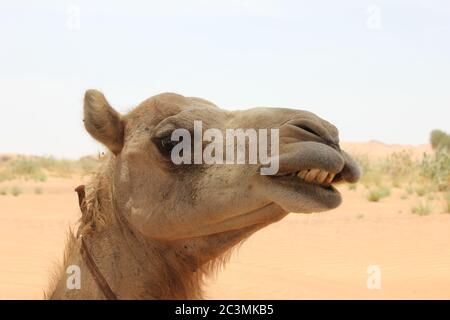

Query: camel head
(83, 89), (360, 262)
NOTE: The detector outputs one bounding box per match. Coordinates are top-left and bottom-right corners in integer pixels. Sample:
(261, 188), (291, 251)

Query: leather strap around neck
(80, 235), (118, 300)
(75, 185), (118, 300)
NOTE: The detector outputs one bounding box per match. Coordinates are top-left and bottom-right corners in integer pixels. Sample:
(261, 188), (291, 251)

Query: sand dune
(341, 141), (433, 160)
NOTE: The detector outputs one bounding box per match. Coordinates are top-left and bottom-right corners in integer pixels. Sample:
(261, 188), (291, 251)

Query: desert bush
(11, 186), (23, 196)
(0, 157), (46, 181)
(415, 187), (427, 197)
(356, 151), (419, 189)
(411, 201), (432, 216)
(0, 155), (101, 181)
(7, 158), (42, 176)
(380, 151), (415, 177)
(352, 141), (449, 195)
(430, 130), (450, 150)
(37, 156), (75, 177)
(419, 149), (450, 192)
(367, 186), (391, 202)
(367, 191), (381, 202)
(0, 188), (7, 196)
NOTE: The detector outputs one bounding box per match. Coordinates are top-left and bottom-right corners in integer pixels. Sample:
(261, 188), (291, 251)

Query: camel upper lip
(275, 142), (345, 175)
(257, 142), (361, 213)
(272, 141), (360, 186)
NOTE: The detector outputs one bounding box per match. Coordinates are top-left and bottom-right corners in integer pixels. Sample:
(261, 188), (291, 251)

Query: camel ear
(83, 89), (124, 155)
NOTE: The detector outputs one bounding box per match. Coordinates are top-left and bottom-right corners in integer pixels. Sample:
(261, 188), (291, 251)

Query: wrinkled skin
(50, 90), (361, 299)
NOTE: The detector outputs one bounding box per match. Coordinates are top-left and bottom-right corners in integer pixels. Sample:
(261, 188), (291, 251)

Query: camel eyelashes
(161, 137), (177, 153)
(154, 136), (177, 156)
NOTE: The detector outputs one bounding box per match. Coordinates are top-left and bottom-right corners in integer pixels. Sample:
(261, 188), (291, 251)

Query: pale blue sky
(1, 0), (449, 158)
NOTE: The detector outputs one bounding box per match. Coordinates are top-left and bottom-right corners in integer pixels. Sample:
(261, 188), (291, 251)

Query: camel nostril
(287, 120), (339, 147)
(294, 124), (320, 137)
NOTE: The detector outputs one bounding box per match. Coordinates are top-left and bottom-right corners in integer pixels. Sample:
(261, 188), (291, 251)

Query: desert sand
(0, 143), (449, 300)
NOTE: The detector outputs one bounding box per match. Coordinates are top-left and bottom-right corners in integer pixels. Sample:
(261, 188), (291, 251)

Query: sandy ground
(205, 189), (450, 299)
(0, 176), (449, 300)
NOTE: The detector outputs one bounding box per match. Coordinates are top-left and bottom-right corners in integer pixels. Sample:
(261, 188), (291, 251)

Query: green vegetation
(430, 130), (450, 151)
(411, 201), (432, 216)
(415, 187), (427, 197)
(420, 149), (450, 192)
(354, 146), (449, 194)
(0, 155), (101, 182)
(355, 133), (448, 210)
(367, 186), (391, 202)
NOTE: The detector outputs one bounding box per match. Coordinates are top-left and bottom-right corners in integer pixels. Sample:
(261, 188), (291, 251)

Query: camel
(47, 90), (361, 299)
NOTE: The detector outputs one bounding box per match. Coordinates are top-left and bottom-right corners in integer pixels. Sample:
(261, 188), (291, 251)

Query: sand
(0, 143), (449, 300)
(205, 188), (450, 299)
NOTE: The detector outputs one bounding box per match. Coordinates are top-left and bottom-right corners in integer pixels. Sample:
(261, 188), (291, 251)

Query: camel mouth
(270, 171), (342, 198)
(259, 142), (361, 213)
(271, 141), (347, 191)
(263, 173), (343, 213)
(274, 168), (344, 189)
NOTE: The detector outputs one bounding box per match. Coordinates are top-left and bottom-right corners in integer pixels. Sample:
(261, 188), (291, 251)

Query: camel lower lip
(262, 175), (343, 213)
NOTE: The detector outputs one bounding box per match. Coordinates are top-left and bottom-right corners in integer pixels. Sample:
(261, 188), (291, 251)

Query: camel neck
(66, 217), (204, 300)
(50, 181), (204, 300)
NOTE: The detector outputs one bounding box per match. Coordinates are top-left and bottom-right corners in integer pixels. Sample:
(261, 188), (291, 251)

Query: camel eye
(156, 136), (177, 156)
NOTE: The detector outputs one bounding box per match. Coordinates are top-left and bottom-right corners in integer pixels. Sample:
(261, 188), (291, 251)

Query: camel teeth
(316, 170), (329, 184)
(305, 168), (320, 182)
(295, 169), (336, 187)
(326, 173), (335, 185)
(297, 170), (308, 179)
